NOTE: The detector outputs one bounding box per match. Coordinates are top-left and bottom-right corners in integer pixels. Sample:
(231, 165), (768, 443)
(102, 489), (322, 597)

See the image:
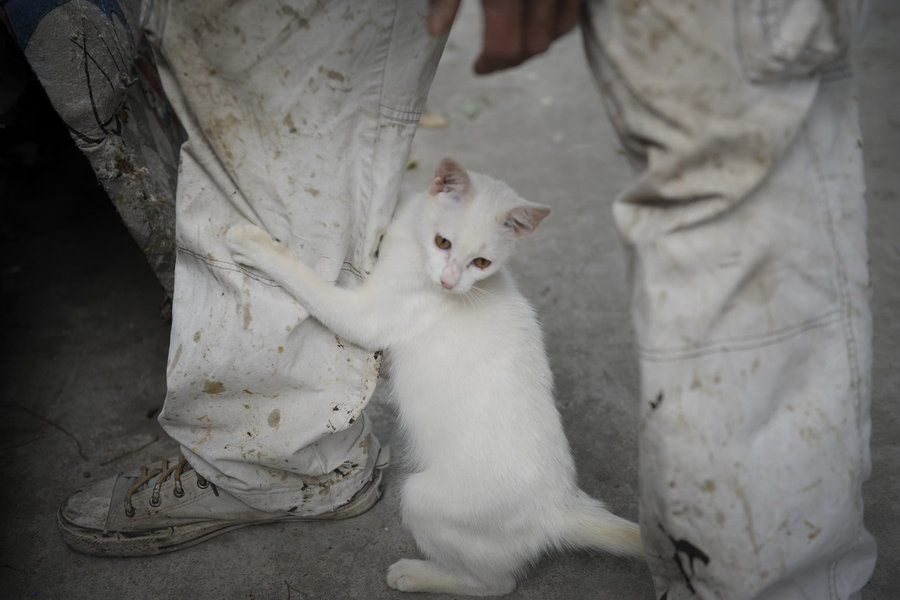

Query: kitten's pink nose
(440, 263), (460, 289)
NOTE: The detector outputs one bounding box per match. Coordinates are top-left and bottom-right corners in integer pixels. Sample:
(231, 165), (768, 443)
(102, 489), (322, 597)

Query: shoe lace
(124, 454), (218, 518)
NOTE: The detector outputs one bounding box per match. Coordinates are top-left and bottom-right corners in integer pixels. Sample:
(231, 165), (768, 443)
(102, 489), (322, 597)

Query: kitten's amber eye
(472, 257), (492, 269)
(435, 235), (452, 250)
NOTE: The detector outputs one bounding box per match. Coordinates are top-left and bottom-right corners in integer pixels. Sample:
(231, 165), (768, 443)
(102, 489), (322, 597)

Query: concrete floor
(1, 2), (897, 598)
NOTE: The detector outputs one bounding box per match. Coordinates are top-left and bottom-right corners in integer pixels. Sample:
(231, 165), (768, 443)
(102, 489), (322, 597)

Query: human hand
(428, 0), (583, 74)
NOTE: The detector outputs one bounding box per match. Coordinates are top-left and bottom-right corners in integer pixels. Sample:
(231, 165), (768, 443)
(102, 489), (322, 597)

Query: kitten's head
(418, 158), (550, 294)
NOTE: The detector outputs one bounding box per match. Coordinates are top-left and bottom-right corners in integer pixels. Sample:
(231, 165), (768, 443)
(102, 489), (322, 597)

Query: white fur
(226, 159), (643, 596)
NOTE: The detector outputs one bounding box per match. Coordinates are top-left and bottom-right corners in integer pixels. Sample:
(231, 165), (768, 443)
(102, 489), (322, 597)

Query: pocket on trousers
(735, 0), (855, 82)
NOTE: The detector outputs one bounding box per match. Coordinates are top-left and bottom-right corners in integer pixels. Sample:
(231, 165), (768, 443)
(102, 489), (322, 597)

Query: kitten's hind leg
(386, 558), (516, 597)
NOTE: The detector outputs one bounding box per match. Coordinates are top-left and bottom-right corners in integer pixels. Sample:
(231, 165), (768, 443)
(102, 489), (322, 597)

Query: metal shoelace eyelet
(122, 454), (194, 518)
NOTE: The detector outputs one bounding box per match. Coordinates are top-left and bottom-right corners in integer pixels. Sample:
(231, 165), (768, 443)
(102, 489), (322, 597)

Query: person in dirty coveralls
(45, 0), (873, 598)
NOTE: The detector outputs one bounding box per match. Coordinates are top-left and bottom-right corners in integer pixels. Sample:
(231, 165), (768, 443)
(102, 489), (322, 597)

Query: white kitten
(226, 158), (643, 596)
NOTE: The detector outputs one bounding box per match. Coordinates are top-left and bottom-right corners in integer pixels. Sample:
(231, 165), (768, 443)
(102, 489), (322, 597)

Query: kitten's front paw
(225, 224), (283, 272)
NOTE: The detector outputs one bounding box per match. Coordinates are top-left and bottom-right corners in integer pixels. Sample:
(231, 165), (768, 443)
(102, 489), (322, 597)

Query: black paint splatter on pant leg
(659, 524), (710, 594)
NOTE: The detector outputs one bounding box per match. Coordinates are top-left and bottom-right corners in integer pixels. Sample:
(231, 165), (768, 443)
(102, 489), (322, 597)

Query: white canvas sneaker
(58, 448), (387, 556)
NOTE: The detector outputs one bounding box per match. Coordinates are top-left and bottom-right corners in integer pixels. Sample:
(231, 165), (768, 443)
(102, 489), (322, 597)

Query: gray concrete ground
(2, 2), (897, 599)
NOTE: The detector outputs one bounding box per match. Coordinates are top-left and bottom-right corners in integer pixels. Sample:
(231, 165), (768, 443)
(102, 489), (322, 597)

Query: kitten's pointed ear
(429, 158), (471, 197)
(503, 203), (551, 238)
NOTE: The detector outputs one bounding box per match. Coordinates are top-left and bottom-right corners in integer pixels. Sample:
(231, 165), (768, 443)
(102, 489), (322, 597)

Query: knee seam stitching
(636, 308), (841, 362)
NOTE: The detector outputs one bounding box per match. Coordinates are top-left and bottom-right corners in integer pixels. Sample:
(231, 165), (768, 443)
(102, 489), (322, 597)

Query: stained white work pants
(582, 1), (877, 598)
(142, 0), (446, 513)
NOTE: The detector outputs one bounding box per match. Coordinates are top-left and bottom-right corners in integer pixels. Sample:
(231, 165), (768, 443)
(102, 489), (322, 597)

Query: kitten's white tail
(561, 496), (644, 557)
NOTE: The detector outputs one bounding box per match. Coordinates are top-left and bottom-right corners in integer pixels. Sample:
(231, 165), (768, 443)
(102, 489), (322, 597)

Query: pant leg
(581, 1), (876, 597)
(141, 0), (445, 512)
(3, 0), (183, 295)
